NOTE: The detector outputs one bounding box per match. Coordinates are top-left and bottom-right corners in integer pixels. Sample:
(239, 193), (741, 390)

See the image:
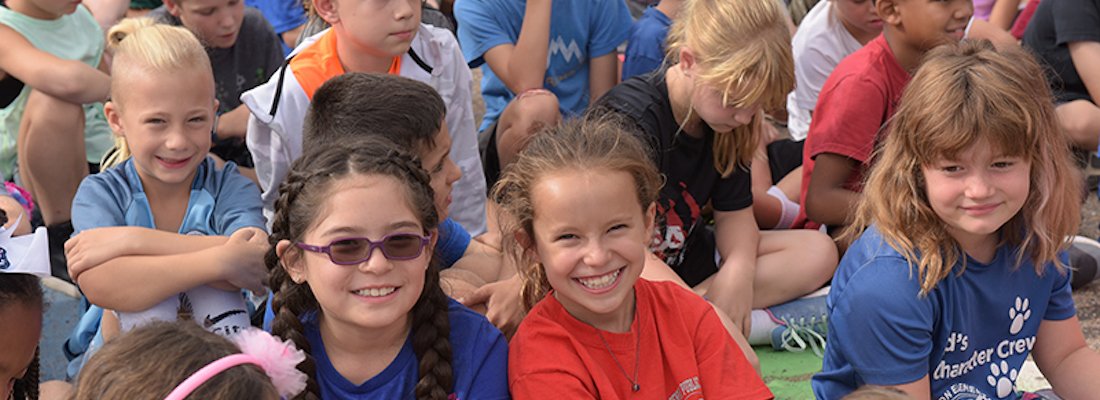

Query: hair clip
(164, 328), (307, 400)
(0, 215), (49, 277)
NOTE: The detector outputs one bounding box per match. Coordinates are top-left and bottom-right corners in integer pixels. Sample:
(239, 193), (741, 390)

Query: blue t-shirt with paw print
(813, 224), (1076, 400)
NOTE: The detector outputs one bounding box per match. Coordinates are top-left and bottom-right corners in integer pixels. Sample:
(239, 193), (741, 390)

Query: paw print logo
(1008, 297), (1031, 335)
(986, 360), (1017, 398)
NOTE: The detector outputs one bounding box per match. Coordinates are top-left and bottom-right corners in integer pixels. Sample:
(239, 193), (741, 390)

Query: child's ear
(313, 0), (340, 25)
(275, 240), (306, 283)
(678, 48), (696, 77)
(164, 0), (182, 17)
(644, 203), (657, 241)
(515, 230), (540, 263)
(104, 101), (125, 139)
(877, 0), (902, 26)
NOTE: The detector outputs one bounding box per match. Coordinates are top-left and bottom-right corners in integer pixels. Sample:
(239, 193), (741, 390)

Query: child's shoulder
(831, 225), (922, 302)
(446, 297), (506, 345)
(793, 1), (862, 58)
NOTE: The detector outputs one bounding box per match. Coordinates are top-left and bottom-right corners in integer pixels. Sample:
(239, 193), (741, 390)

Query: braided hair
(267, 137), (453, 400)
(0, 208), (43, 400)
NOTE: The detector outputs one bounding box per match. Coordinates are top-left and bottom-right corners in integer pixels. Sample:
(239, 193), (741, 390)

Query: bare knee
(497, 92), (562, 168)
(20, 89), (85, 143)
(1056, 100), (1100, 150)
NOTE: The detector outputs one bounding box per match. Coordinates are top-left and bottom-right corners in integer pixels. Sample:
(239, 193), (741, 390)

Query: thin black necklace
(595, 323), (641, 392)
(589, 301), (642, 391)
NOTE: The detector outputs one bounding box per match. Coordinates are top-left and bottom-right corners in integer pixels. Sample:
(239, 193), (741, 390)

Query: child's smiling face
(284, 174), (433, 335)
(528, 169), (655, 332)
(886, 0), (973, 51)
(106, 66), (216, 189)
(922, 140), (1030, 257)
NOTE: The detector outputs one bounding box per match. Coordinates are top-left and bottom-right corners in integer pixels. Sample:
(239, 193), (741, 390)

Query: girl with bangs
(595, 0), (837, 350)
(813, 40), (1100, 399)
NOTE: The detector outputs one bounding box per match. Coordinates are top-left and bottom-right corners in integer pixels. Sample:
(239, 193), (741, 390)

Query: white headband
(0, 216), (50, 277)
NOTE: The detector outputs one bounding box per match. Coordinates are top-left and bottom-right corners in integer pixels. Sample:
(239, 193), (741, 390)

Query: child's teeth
(578, 269), (621, 289)
(357, 287), (396, 297)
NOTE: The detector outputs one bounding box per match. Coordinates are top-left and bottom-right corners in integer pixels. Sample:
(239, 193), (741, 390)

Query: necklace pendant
(632, 384), (640, 392)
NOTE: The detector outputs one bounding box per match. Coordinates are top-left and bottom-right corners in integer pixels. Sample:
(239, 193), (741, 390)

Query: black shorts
(479, 119), (502, 193)
(766, 138), (804, 185)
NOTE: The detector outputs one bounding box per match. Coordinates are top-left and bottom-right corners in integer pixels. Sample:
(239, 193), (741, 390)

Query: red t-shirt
(795, 34), (911, 229)
(508, 279), (773, 400)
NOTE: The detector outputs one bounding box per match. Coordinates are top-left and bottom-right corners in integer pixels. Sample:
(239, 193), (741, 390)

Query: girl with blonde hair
(65, 17), (268, 356)
(595, 0), (837, 351)
(813, 40), (1100, 399)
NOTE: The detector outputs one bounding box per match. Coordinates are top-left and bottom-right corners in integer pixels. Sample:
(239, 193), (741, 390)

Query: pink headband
(164, 329), (307, 400)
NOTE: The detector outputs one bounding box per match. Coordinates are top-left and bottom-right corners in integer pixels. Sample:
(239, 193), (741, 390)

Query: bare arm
(1031, 316), (1100, 398)
(480, 0), (551, 94)
(804, 153), (862, 227)
(0, 24), (110, 104)
(988, 0), (1025, 30)
(705, 207), (760, 337)
(74, 228), (269, 312)
(1069, 40), (1100, 101)
(966, 18), (1018, 48)
(588, 52), (619, 105)
(66, 226), (230, 280)
(215, 104), (251, 140)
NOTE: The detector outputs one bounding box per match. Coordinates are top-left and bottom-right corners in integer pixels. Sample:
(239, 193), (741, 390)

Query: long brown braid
(267, 138), (453, 400)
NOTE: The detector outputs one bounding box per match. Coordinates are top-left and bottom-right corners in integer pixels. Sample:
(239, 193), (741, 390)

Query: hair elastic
(164, 328), (307, 400)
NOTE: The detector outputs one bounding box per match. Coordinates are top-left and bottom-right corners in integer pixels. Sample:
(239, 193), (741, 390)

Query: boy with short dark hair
(796, 0), (973, 237)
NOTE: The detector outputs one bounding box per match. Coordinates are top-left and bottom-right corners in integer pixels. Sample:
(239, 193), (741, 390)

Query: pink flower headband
(164, 328), (308, 400)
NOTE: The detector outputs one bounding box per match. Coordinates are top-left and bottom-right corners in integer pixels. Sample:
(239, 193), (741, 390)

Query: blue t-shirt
(621, 4), (672, 80)
(813, 225), (1077, 400)
(261, 217), (470, 329)
(245, 0), (307, 55)
(454, 0), (632, 132)
(71, 157), (264, 236)
(305, 299), (509, 400)
(436, 217), (472, 269)
(70, 157), (265, 341)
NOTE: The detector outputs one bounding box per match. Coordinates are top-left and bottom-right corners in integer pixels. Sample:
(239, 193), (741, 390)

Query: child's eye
(992, 161), (1013, 169)
(555, 233), (578, 241)
(188, 116), (207, 123)
(198, 8), (215, 15)
(941, 165), (961, 173)
(145, 118), (167, 124)
(608, 224), (627, 233)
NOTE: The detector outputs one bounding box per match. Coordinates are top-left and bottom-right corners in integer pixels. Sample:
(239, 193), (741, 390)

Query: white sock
(766, 186), (800, 230)
(747, 309), (780, 345)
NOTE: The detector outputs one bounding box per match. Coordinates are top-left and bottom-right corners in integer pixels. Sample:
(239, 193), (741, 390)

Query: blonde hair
(493, 117), (663, 311)
(102, 18), (213, 168)
(665, 0), (794, 177)
(845, 40), (1080, 294)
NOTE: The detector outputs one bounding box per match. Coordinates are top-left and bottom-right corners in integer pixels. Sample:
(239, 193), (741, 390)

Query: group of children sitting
(2, 0), (1100, 396)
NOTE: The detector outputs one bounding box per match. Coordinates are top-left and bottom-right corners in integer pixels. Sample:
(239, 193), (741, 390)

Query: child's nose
(965, 172), (996, 198)
(583, 240), (613, 267)
(733, 105), (760, 125)
(358, 247), (395, 275)
(394, 0), (416, 20)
